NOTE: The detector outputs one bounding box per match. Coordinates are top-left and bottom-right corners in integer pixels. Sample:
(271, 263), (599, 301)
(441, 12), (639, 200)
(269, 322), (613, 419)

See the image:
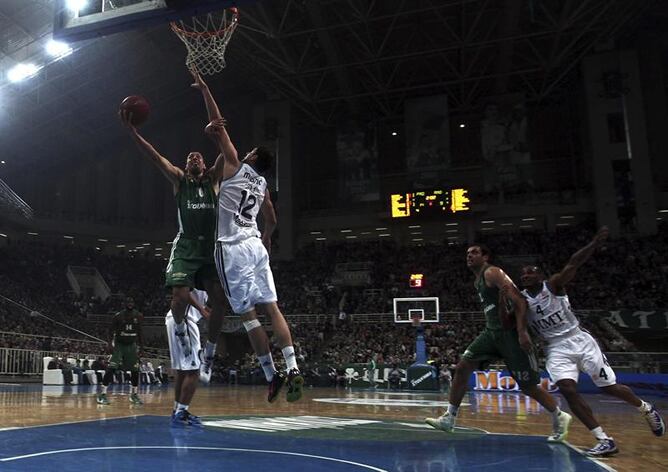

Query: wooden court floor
(0, 383), (665, 471)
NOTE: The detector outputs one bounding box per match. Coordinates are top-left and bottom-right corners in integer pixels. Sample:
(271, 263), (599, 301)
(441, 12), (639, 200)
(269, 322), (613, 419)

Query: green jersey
(112, 308), (143, 345)
(175, 176), (217, 240)
(476, 266), (502, 330)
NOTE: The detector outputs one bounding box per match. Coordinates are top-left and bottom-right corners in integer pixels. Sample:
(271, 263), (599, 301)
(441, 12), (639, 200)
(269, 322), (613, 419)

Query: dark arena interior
(0, 1), (666, 470)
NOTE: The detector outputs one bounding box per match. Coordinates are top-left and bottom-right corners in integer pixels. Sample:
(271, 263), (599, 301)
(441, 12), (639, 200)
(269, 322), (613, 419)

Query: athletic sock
(101, 385), (108, 395)
(550, 406), (562, 425)
(173, 401), (179, 411)
(281, 346), (298, 371)
(258, 353), (276, 382)
(447, 404), (459, 416)
(176, 402), (188, 412)
(590, 426), (609, 440)
(638, 400), (651, 413)
(131, 386), (138, 394)
(204, 341), (216, 359)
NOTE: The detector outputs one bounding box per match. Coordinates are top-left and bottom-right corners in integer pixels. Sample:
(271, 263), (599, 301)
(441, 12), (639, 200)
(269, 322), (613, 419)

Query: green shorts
(109, 342), (139, 371)
(462, 328), (540, 388)
(165, 237), (217, 290)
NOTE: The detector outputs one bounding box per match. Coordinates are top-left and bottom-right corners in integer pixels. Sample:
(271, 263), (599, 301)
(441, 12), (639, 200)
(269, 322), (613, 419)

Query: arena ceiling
(0, 0), (661, 177)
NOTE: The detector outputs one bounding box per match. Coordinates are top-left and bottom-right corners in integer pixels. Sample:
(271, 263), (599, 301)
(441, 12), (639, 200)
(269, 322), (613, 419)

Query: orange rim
(170, 10), (239, 39)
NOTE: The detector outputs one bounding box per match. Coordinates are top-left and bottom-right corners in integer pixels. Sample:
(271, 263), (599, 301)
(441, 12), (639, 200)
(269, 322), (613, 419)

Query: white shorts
(545, 329), (616, 387)
(165, 307), (201, 371)
(214, 238), (278, 314)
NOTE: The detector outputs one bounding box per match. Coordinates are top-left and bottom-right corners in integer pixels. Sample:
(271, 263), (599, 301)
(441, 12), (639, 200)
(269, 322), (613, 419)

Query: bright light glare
(66, 0), (87, 14)
(46, 40), (73, 59)
(7, 63), (40, 83)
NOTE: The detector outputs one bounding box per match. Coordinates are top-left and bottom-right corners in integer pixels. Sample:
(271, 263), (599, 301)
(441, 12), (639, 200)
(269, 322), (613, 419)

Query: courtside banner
(470, 370), (668, 397)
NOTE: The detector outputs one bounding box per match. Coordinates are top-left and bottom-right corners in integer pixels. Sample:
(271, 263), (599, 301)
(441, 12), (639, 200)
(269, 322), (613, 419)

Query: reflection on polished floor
(0, 383), (665, 471)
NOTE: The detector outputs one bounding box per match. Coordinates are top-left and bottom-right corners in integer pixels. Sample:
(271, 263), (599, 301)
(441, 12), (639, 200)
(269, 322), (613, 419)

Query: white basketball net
(170, 8), (239, 76)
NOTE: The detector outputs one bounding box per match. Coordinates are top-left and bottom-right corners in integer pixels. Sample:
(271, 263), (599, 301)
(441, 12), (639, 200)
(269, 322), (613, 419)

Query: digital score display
(390, 188), (470, 218)
(409, 273), (424, 288)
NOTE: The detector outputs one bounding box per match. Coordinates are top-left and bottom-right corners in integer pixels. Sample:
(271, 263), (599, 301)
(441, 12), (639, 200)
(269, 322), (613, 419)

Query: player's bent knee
(243, 318), (262, 332)
(556, 380), (578, 396)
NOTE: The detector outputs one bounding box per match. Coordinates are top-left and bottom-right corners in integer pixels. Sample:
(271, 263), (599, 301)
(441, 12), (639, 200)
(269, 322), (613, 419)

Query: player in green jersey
(119, 71), (229, 399)
(426, 244), (572, 441)
(97, 297), (144, 405)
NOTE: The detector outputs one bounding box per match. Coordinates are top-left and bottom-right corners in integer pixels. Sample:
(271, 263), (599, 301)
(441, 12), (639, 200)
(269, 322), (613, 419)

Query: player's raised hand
(190, 68), (208, 91)
(205, 118), (227, 138)
(118, 109), (137, 132)
(593, 226), (609, 245)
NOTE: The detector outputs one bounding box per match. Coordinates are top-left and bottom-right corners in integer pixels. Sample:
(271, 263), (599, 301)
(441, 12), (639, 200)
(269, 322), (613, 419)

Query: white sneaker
(425, 411), (456, 432)
(547, 411), (572, 442)
(199, 350), (213, 384)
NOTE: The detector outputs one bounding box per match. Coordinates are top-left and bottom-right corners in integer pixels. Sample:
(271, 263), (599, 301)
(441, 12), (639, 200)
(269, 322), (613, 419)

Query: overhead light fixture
(63, 235), (74, 239)
(0, 161), (5, 164)
(378, 233), (391, 237)
(446, 229), (458, 233)
(391, 131), (398, 136)
(445, 223), (458, 226)
(519, 225), (533, 229)
(316, 237), (326, 241)
(27, 232), (38, 236)
(560, 215), (575, 219)
(375, 227), (388, 231)
(481, 220), (495, 224)
(340, 229), (352, 233)
(66, 0), (87, 14)
(97, 238), (108, 242)
(459, 123), (466, 128)
(556, 223), (570, 227)
(345, 235), (357, 239)
(522, 217), (536, 221)
(361, 231), (371, 235)
(116, 244), (126, 248)
(7, 63), (40, 83)
(501, 223), (513, 226)
(95, 247), (101, 251)
(143, 242), (151, 246)
(659, 209), (668, 213)
(45, 40), (73, 59)
(309, 231), (322, 235)
(0, 233), (7, 238)
(408, 225), (421, 229)
(481, 228), (494, 231)
(412, 238), (423, 241)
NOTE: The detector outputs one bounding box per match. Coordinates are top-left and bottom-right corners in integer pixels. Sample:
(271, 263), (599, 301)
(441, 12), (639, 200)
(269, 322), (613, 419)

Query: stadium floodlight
(66, 0), (87, 14)
(7, 63), (40, 83)
(45, 40), (73, 59)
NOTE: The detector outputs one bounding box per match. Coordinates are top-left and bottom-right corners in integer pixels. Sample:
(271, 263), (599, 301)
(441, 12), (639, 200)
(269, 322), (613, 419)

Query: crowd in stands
(0, 223), (664, 379)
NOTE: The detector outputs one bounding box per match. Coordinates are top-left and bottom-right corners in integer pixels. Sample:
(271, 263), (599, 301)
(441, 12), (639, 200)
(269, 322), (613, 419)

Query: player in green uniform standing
(97, 297), (144, 405)
(426, 244), (572, 441)
(118, 71), (229, 390)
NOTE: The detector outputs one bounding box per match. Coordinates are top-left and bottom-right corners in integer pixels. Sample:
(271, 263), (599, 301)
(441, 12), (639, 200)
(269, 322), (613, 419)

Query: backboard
(393, 297), (440, 324)
(53, 0), (252, 42)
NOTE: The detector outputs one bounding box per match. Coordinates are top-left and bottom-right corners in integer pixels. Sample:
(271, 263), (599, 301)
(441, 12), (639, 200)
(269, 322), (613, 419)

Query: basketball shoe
(643, 404), (665, 436)
(267, 370), (286, 403)
(199, 350), (213, 384)
(547, 411), (572, 442)
(425, 412), (456, 432)
(286, 368), (304, 403)
(129, 393), (143, 405)
(96, 392), (110, 405)
(585, 438), (618, 457)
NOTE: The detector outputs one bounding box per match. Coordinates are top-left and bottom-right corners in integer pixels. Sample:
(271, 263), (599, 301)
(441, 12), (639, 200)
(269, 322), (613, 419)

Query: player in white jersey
(166, 289), (209, 427)
(204, 118), (303, 404)
(519, 226), (665, 457)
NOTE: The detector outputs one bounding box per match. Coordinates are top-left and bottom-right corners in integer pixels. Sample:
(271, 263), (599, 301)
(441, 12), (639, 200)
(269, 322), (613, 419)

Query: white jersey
(522, 281), (579, 341)
(217, 163), (267, 244)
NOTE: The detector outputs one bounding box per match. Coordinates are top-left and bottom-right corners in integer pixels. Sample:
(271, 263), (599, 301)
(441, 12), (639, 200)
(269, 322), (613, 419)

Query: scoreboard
(390, 188), (470, 218)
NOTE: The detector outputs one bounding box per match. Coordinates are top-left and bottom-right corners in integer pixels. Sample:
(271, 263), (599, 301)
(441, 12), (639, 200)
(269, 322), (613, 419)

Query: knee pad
(243, 318), (262, 332)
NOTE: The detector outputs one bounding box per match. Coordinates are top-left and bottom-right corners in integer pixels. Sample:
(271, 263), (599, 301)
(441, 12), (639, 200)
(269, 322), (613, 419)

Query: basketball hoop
(170, 7), (239, 75)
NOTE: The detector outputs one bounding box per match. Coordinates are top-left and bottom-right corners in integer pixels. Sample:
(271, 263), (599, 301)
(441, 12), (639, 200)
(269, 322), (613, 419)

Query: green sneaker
(286, 369), (304, 403)
(129, 393), (143, 405)
(96, 393), (110, 405)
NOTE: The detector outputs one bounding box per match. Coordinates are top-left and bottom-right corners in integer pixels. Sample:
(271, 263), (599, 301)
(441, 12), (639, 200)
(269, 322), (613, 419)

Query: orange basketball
(119, 95), (150, 126)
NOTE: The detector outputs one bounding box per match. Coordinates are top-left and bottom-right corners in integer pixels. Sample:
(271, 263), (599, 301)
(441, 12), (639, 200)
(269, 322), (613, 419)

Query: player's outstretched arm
(190, 70), (222, 121)
(260, 189), (277, 254)
(491, 267), (531, 351)
(550, 226), (609, 291)
(205, 118), (240, 181)
(119, 110), (183, 192)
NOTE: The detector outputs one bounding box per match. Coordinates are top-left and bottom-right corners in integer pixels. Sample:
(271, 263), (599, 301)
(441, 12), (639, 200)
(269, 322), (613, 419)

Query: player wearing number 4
(205, 117), (303, 403)
(519, 226), (665, 457)
(118, 71), (229, 386)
